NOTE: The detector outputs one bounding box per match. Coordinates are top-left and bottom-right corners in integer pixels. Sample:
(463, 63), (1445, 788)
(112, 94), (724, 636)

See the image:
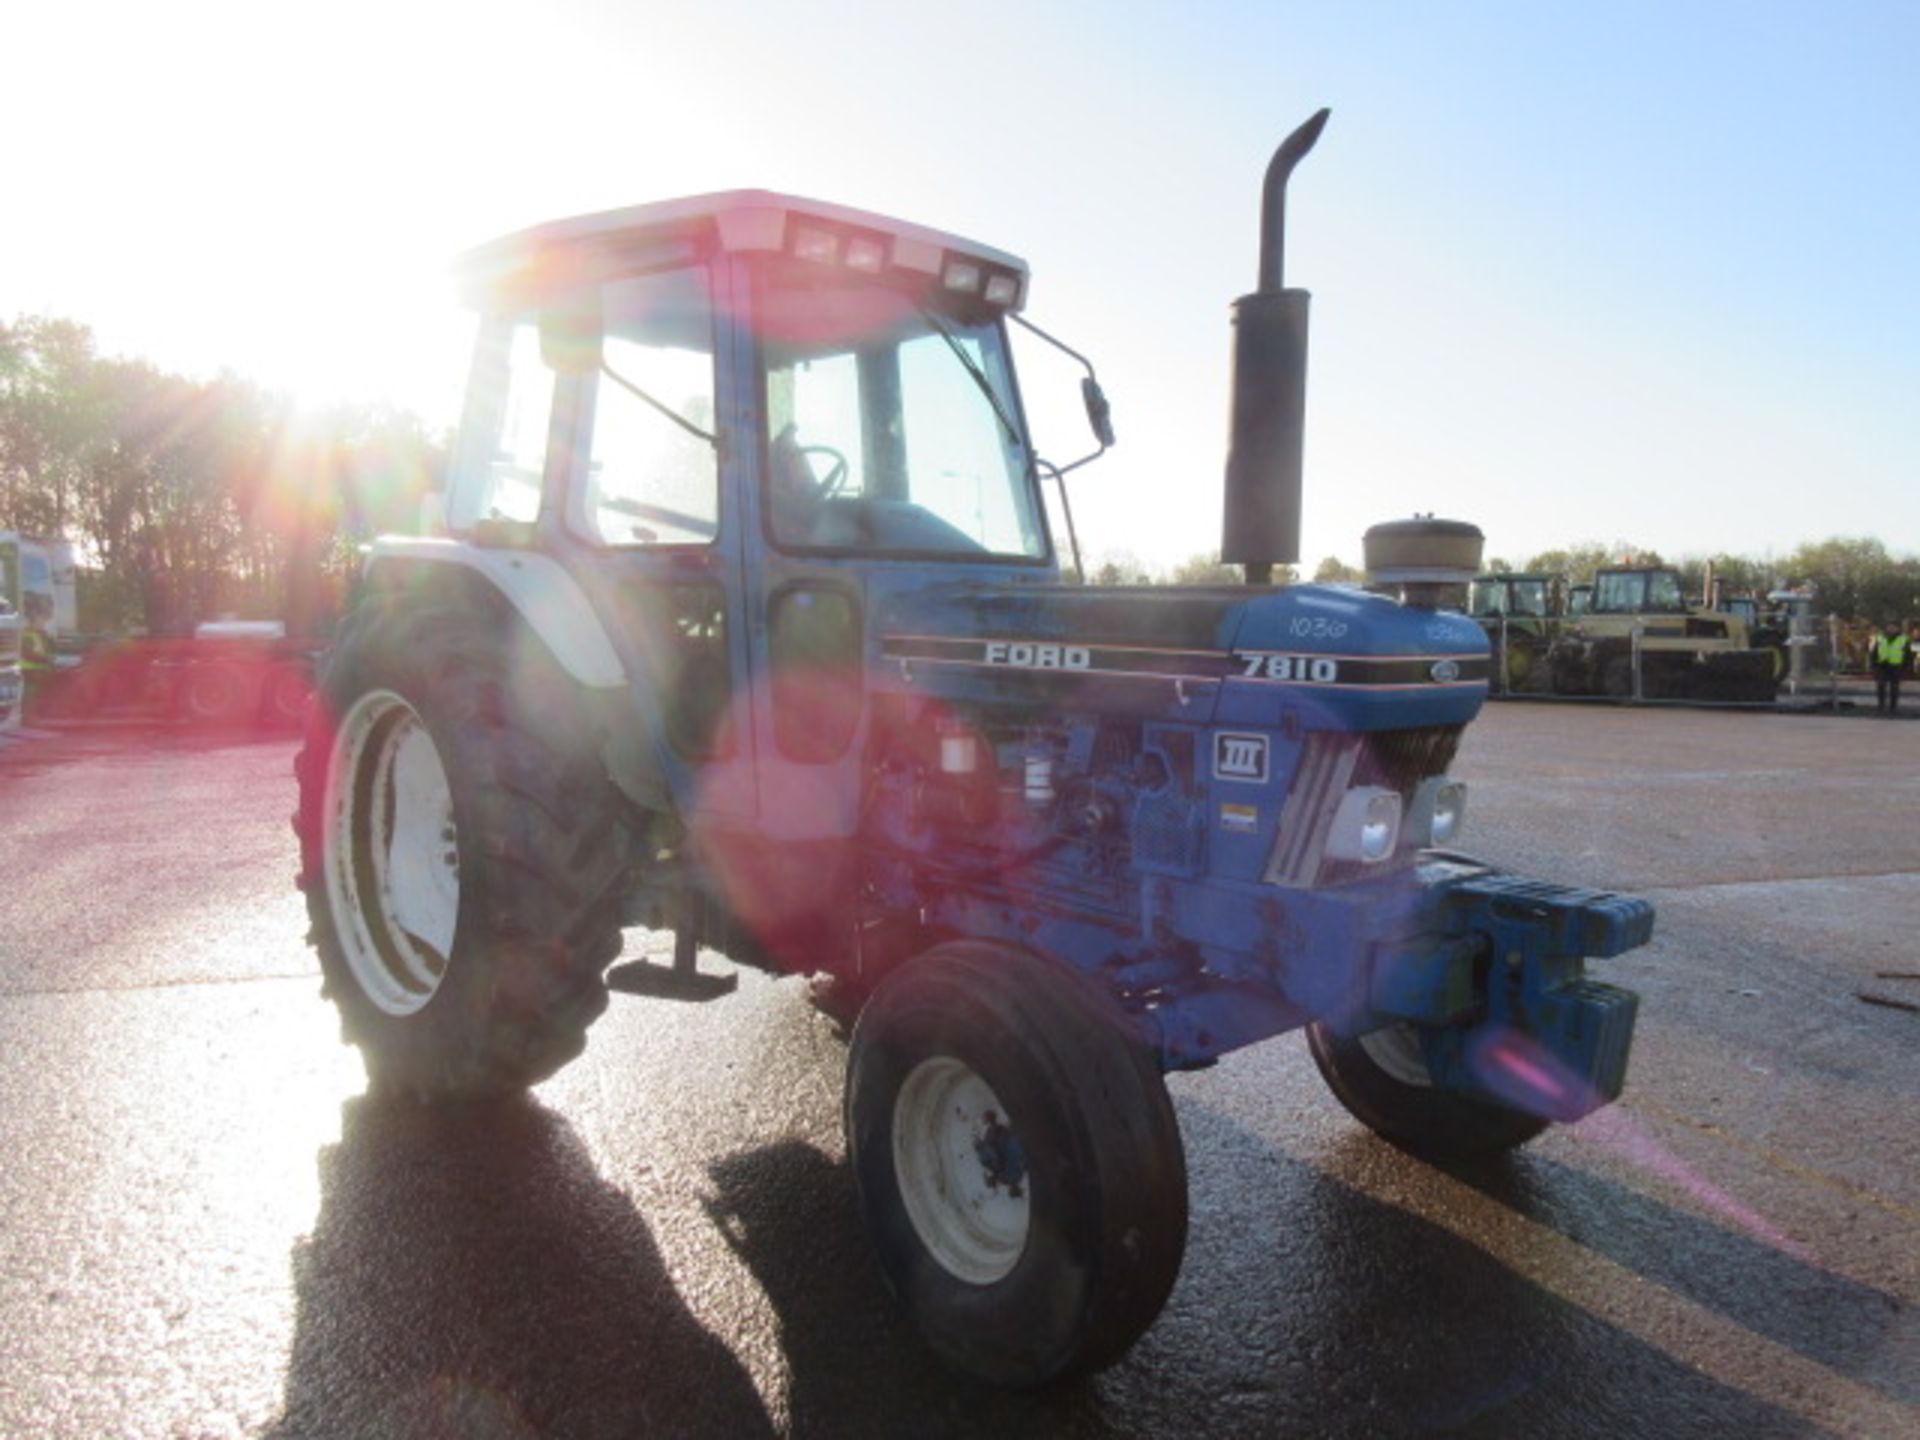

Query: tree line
(0, 315), (441, 636)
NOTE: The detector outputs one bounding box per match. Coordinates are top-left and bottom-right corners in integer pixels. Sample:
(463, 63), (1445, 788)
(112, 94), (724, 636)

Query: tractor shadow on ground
(701, 1138), (1118, 1440)
(1102, 1102), (1822, 1439)
(1438, 1148), (1919, 1408)
(269, 1094), (774, 1440)
(703, 1114), (1818, 1440)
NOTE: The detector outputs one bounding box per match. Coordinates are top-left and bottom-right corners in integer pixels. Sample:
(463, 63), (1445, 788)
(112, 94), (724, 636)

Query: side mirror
(540, 294), (604, 375)
(1081, 376), (1115, 449)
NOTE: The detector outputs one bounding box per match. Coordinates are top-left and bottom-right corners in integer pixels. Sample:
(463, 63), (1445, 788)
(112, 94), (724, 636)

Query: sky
(5, 0), (1916, 574)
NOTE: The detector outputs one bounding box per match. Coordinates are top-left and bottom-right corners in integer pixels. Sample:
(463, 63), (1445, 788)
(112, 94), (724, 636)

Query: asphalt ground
(0, 705), (1915, 1438)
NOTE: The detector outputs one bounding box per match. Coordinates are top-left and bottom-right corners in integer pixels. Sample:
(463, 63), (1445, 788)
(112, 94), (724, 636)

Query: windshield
(1469, 579), (1548, 617)
(755, 265), (1046, 559)
(1594, 570), (1684, 614)
(1468, 581), (1508, 617)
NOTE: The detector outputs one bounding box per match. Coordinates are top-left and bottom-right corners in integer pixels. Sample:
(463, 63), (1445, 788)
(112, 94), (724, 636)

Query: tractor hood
(876, 581), (1490, 731)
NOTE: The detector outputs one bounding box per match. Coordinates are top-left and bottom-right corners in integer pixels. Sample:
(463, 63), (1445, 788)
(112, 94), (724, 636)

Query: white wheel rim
(1359, 1023), (1434, 1088)
(892, 1057), (1030, 1284)
(322, 689), (459, 1017)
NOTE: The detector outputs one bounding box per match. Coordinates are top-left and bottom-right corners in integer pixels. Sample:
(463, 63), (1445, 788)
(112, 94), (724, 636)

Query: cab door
(556, 262), (760, 822)
(446, 262), (759, 823)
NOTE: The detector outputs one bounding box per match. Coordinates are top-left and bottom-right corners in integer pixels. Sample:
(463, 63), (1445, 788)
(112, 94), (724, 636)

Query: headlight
(1409, 776), (1468, 846)
(1325, 786), (1402, 864)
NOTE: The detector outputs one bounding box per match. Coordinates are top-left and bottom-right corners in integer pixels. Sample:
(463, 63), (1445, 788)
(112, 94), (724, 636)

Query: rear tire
(845, 942), (1188, 1388)
(1601, 654), (1634, 699)
(178, 661), (252, 725)
(1306, 1020), (1548, 1158)
(294, 600), (633, 1100)
(262, 662), (315, 729)
(1503, 641), (1536, 692)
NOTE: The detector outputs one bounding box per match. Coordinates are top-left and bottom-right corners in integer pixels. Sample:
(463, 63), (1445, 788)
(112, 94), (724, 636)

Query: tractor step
(605, 925), (738, 1002)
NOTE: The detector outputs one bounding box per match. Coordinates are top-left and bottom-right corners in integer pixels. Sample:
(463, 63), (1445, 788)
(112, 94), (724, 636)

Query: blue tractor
(295, 114), (1653, 1387)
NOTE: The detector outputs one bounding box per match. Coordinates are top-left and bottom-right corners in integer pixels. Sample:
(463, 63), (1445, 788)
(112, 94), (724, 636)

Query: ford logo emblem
(1430, 659), (1461, 683)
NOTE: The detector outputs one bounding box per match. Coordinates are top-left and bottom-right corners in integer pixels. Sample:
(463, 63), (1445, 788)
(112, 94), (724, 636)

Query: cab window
(570, 268), (720, 548)
(448, 320), (554, 532)
(757, 265), (1045, 559)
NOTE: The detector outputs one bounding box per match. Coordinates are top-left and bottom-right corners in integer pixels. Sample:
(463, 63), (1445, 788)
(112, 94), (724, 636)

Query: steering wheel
(798, 444), (849, 500)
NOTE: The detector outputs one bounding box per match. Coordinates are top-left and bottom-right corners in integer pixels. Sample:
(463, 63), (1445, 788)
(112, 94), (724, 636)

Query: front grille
(1358, 724), (1462, 797)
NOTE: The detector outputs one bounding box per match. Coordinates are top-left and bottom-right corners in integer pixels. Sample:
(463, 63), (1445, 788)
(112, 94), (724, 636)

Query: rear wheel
(845, 942), (1188, 1388)
(1306, 1020), (1548, 1158)
(178, 660), (252, 725)
(294, 601), (632, 1099)
(1601, 653), (1634, 699)
(262, 663), (314, 729)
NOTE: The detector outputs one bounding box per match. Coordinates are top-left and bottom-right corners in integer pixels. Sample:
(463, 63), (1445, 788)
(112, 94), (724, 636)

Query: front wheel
(1306, 1020), (1549, 1158)
(845, 942), (1188, 1388)
(294, 601), (633, 1100)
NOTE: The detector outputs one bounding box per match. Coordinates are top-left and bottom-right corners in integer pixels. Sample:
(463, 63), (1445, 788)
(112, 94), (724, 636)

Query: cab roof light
(983, 272), (1020, 306)
(792, 225), (840, 265)
(942, 258), (983, 294)
(844, 234), (887, 273)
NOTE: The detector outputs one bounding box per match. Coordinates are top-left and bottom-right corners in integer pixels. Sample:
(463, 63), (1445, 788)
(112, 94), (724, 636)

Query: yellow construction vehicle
(1546, 565), (1776, 702)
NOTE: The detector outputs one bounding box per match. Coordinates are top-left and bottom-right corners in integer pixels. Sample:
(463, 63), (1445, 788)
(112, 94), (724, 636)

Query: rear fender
(364, 539), (626, 690)
(361, 540), (676, 813)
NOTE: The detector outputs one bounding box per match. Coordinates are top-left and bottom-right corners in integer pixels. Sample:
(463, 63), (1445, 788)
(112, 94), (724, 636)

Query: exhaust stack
(1222, 108), (1329, 585)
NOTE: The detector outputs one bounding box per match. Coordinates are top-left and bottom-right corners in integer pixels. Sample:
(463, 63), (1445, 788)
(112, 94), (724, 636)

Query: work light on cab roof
(458, 190), (1029, 316)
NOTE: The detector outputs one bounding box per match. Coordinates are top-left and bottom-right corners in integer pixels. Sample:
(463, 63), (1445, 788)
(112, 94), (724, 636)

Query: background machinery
(1546, 563), (1778, 702)
(1467, 570), (1564, 694)
(0, 530), (320, 728)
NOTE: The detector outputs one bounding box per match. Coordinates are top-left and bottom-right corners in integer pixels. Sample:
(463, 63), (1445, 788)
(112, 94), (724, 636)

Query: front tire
(845, 942), (1188, 1388)
(1307, 1020), (1548, 1158)
(294, 601), (633, 1100)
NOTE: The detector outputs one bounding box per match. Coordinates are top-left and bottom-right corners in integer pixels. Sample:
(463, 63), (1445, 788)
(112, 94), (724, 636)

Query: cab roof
(456, 189), (1029, 312)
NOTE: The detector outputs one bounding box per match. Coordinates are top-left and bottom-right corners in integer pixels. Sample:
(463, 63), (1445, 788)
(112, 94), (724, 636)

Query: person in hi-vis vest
(18, 593), (53, 713)
(1871, 622), (1911, 715)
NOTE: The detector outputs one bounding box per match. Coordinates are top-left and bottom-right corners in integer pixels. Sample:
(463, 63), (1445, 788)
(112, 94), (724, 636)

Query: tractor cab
(425, 193), (1092, 844)
(1468, 573), (1557, 620)
(1589, 566), (1688, 616)
(444, 192), (1058, 573)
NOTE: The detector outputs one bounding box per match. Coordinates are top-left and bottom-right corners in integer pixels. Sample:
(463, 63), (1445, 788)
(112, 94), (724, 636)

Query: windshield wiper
(600, 361), (717, 447)
(916, 308), (1025, 450)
